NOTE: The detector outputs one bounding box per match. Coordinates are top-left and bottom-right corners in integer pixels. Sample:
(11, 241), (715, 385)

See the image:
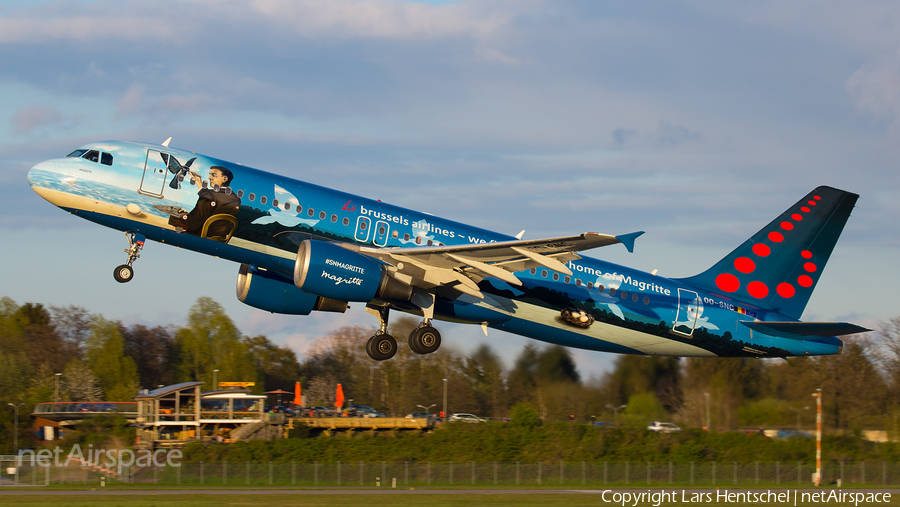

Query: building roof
(135, 381), (204, 400)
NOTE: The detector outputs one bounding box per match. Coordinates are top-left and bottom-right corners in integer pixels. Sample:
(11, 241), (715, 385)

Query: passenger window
(530, 268), (537, 275)
(343, 217), (350, 226)
(404, 233), (410, 241)
(597, 285), (605, 293)
(319, 211), (326, 220)
(379, 226), (386, 235)
(202, 181), (208, 189)
(248, 193), (255, 201)
(82, 150), (100, 163)
(332, 214), (338, 223)
(427, 239), (433, 246)
(609, 288), (616, 296)
(643, 296), (650, 305)
(576, 279), (582, 287)
(308, 208), (314, 217)
(260, 196), (267, 205)
(621, 290), (627, 299)
(101, 152), (113, 166)
(296, 205), (303, 214)
(237, 190), (244, 198)
(392, 230), (398, 238)
(564, 276), (570, 284)
(415, 237), (422, 245)
(587, 282), (594, 289)
(272, 199), (279, 208)
(284, 203), (291, 211)
(541, 270), (548, 278)
(553, 273), (559, 281)
(225, 187), (232, 195)
(633, 293), (639, 302)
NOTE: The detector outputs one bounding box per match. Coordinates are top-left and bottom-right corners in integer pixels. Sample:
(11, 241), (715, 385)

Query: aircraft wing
(351, 231), (643, 299)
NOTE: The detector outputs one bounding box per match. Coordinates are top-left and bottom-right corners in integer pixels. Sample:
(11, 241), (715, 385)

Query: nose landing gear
(113, 232), (145, 283)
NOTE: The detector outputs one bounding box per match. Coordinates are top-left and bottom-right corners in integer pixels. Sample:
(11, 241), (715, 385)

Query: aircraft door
(673, 288), (700, 336)
(373, 221), (389, 247)
(354, 216), (371, 243)
(139, 150), (168, 197)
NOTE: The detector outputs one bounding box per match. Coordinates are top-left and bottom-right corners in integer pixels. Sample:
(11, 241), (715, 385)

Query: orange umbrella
(335, 383), (344, 409)
(294, 381), (302, 406)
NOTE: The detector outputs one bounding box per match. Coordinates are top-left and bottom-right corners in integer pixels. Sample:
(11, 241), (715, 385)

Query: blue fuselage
(28, 140), (843, 358)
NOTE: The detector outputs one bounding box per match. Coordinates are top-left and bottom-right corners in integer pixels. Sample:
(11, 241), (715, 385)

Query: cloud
(11, 105), (64, 134)
(847, 52), (900, 123)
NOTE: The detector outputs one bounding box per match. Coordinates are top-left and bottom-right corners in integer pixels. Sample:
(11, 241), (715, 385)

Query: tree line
(1, 294), (899, 454)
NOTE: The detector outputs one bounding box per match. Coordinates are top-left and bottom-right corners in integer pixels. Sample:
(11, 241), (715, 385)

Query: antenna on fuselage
(161, 137), (172, 147)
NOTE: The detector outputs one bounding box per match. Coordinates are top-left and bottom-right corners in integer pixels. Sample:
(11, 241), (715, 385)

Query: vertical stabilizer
(675, 186), (858, 320)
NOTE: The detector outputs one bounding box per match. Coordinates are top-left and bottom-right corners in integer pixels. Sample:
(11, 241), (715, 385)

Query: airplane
(27, 139), (869, 361)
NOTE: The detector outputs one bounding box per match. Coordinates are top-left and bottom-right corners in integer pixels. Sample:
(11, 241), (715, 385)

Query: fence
(0, 461), (895, 487)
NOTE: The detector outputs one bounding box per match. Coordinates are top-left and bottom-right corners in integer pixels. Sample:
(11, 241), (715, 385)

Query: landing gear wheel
(409, 326), (441, 355)
(113, 264), (134, 283)
(367, 334), (397, 361)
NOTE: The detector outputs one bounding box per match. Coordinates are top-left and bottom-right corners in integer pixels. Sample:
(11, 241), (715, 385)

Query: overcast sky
(2, 0), (898, 380)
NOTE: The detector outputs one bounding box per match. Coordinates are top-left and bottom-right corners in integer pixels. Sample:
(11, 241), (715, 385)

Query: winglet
(615, 231), (644, 253)
(162, 137), (172, 147)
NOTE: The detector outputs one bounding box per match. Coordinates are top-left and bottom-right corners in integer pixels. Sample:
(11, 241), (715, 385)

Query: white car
(647, 421), (681, 433)
(449, 413), (486, 423)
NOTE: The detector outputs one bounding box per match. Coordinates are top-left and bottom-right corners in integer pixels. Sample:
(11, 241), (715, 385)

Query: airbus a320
(28, 139), (868, 361)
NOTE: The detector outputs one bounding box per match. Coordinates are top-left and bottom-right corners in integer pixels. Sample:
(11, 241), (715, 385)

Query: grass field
(3, 489), (900, 507)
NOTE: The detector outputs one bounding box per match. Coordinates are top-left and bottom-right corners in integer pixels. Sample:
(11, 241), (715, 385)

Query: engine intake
(237, 264), (347, 314)
(293, 239), (412, 302)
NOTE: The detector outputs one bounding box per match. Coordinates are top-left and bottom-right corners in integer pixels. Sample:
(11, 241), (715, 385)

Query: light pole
(813, 389), (822, 486)
(704, 392), (710, 430)
(55, 373), (62, 402)
(417, 404), (436, 415)
(442, 378), (448, 422)
(789, 405), (809, 431)
(213, 369), (219, 390)
(606, 403), (626, 422)
(7, 403), (24, 453)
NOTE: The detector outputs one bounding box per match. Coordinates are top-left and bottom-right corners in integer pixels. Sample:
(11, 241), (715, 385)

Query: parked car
(594, 421), (615, 428)
(405, 411), (433, 419)
(776, 429), (813, 439)
(647, 421), (681, 433)
(449, 413), (486, 423)
(349, 404), (385, 418)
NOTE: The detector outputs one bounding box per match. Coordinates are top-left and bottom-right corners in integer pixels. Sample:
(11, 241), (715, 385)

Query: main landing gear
(365, 304), (442, 361)
(113, 232), (145, 283)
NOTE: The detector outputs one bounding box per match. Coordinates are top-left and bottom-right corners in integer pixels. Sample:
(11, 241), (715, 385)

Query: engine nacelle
(237, 264), (347, 314)
(293, 239), (412, 302)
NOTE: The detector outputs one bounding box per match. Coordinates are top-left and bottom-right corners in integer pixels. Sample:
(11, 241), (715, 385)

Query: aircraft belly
(495, 298), (716, 357)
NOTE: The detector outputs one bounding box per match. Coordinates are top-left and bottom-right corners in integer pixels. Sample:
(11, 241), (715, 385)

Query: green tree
(85, 316), (139, 401)
(620, 391), (668, 427)
(176, 297), (257, 390)
(244, 335), (302, 392)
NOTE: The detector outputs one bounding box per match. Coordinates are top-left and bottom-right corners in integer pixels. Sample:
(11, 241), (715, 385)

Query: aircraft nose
(27, 160), (48, 188)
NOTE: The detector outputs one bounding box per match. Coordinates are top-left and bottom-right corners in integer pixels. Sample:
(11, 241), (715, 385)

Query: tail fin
(675, 186), (858, 320)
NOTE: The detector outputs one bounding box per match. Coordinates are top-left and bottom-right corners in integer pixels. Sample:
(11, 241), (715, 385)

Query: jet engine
(237, 264), (348, 314)
(293, 239), (412, 302)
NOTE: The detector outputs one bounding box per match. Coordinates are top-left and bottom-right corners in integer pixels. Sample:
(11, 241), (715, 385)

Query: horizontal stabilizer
(741, 321), (870, 338)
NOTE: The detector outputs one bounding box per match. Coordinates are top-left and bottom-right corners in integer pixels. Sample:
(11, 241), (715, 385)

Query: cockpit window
(82, 150), (100, 163)
(100, 153), (113, 166)
(67, 149), (87, 158)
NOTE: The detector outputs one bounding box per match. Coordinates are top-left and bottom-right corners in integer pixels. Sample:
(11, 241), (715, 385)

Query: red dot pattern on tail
(713, 193), (824, 300)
